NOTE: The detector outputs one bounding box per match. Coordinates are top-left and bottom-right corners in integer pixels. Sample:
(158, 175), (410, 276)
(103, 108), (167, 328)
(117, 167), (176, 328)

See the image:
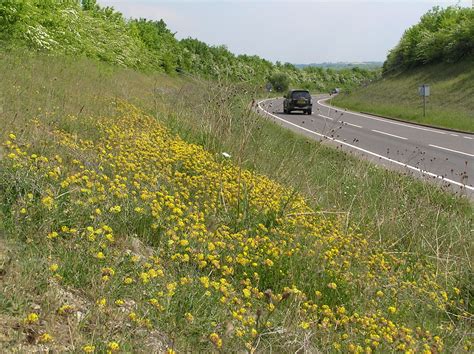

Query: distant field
(332, 59), (474, 132)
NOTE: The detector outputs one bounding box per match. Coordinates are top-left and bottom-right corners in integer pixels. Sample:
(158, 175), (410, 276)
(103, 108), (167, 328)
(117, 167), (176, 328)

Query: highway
(257, 95), (474, 197)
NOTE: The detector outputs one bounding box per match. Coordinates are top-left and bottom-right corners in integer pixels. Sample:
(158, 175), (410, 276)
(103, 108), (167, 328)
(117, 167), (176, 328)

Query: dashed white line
(318, 114), (333, 121)
(450, 133), (459, 137)
(257, 98), (474, 191)
(429, 144), (474, 158)
(464, 136), (473, 140)
(372, 129), (408, 140)
(317, 98), (449, 135)
(344, 122), (362, 128)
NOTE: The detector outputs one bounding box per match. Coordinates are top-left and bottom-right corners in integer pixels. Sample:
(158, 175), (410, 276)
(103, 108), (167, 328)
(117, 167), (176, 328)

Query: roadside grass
(0, 51), (473, 352)
(331, 59), (474, 132)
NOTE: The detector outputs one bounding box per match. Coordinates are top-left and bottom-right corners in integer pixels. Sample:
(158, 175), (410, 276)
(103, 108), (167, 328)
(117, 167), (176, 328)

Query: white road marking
(317, 114), (334, 121)
(464, 136), (473, 140)
(317, 98), (449, 135)
(450, 134), (459, 137)
(371, 129), (408, 140)
(257, 98), (474, 191)
(429, 144), (474, 158)
(344, 122), (362, 128)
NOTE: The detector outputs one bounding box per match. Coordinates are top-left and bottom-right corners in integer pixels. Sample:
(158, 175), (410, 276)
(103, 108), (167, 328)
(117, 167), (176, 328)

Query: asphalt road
(257, 95), (474, 198)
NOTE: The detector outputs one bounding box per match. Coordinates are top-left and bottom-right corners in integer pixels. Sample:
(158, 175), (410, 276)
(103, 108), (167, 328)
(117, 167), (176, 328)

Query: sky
(99, 0), (472, 64)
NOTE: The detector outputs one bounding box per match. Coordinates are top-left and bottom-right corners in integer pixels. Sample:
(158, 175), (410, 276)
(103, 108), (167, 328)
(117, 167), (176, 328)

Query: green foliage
(0, 0), (379, 89)
(384, 6), (474, 74)
(268, 72), (290, 92)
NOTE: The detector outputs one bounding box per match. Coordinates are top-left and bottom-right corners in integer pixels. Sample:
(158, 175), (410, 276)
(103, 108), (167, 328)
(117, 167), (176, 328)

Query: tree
(268, 72), (290, 92)
(81, 0), (99, 11)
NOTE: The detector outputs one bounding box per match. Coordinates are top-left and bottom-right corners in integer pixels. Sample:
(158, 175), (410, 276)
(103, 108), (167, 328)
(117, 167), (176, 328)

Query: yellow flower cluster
(3, 103), (470, 352)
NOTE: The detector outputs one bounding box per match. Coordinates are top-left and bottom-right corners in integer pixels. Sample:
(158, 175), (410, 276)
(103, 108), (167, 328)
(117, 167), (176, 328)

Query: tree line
(0, 0), (379, 92)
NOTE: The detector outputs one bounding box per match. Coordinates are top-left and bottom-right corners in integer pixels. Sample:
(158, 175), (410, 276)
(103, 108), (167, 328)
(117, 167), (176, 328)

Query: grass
(331, 59), (474, 132)
(0, 51), (473, 352)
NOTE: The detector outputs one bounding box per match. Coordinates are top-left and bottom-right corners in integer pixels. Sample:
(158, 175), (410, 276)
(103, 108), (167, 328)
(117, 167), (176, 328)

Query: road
(257, 95), (474, 197)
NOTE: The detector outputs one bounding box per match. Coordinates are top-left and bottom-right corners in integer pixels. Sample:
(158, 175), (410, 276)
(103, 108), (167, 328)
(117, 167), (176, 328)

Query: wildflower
(140, 272), (150, 284)
(327, 282), (337, 290)
(376, 290), (384, 297)
(96, 252), (105, 260)
(209, 333), (222, 348)
(200, 276), (210, 288)
(9, 133), (16, 140)
(388, 306), (397, 314)
(185, 312), (194, 322)
(47, 231), (59, 240)
(49, 263), (59, 272)
(58, 304), (74, 315)
(25, 313), (39, 324)
(20, 208), (27, 214)
(41, 196), (54, 210)
(124, 277), (133, 285)
(38, 333), (53, 343)
(83, 345), (96, 353)
(107, 341), (120, 351)
(102, 267), (115, 276)
(109, 205), (121, 213)
(264, 258), (274, 267)
(299, 321), (310, 329)
(97, 298), (107, 307)
(115, 299), (124, 306)
(242, 288), (251, 298)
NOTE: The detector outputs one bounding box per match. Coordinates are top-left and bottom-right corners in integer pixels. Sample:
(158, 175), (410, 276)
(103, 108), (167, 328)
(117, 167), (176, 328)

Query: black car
(283, 90), (312, 114)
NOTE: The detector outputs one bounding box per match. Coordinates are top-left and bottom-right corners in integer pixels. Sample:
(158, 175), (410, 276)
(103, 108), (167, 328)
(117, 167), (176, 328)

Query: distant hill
(295, 62), (383, 70)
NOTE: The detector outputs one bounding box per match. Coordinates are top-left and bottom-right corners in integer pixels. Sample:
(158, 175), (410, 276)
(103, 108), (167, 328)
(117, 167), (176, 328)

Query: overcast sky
(99, 0), (472, 64)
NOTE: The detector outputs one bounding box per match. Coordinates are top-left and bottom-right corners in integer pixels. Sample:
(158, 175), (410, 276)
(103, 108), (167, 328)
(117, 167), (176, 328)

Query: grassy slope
(0, 52), (473, 352)
(332, 59), (474, 132)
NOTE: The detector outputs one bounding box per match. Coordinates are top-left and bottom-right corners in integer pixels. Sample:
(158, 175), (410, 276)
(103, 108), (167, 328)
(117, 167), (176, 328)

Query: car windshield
(291, 91), (311, 99)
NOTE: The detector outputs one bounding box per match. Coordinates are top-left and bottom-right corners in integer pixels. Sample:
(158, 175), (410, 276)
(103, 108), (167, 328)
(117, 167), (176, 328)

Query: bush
(268, 72), (290, 92)
(384, 6), (474, 74)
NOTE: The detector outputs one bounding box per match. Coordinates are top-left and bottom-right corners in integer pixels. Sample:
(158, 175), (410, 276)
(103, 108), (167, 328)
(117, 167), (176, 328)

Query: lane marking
(317, 98), (449, 135)
(429, 144), (474, 158)
(464, 136), (473, 140)
(317, 114), (334, 121)
(372, 129), (408, 140)
(344, 122), (362, 128)
(257, 98), (474, 191)
(450, 133), (459, 137)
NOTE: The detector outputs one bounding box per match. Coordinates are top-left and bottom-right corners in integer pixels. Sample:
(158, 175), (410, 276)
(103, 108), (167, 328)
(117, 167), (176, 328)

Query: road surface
(257, 95), (474, 198)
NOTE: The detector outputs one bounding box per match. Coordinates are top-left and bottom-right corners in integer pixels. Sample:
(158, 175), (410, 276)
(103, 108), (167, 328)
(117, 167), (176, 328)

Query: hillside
(1, 49), (473, 353)
(333, 6), (474, 132)
(332, 59), (474, 132)
(0, 0), (378, 92)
